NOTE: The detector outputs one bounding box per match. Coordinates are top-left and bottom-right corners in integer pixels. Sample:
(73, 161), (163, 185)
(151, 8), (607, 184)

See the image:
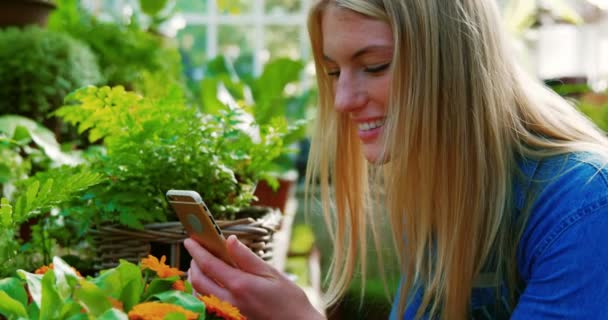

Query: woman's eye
(365, 63), (390, 73)
(327, 70), (340, 77)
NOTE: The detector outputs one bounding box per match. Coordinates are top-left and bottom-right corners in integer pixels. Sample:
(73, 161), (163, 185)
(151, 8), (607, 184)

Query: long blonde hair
(306, 0), (608, 319)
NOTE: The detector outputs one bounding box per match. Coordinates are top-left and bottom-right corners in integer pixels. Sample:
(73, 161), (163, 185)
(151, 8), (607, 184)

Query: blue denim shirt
(392, 153), (608, 319)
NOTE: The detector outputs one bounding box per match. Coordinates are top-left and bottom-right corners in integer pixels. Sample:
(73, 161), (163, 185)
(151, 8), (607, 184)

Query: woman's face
(321, 5), (393, 163)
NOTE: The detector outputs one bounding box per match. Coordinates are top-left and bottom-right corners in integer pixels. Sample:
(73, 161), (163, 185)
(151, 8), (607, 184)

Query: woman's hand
(184, 235), (325, 320)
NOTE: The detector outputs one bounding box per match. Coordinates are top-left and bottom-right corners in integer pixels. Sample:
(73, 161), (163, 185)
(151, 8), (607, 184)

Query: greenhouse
(1, 0), (608, 319)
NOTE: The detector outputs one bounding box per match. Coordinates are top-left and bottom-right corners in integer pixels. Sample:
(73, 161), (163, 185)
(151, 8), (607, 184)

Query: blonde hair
(306, 0), (608, 319)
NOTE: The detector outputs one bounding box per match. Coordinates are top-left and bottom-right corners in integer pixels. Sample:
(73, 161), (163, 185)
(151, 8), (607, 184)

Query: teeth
(358, 119), (385, 131)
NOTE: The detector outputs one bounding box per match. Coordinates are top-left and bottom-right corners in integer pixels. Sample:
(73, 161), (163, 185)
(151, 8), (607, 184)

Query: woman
(185, 0), (608, 318)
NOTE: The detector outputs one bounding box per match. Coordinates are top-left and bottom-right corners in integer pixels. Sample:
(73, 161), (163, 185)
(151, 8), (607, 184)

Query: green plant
(0, 26), (102, 124)
(0, 166), (104, 277)
(48, 0), (184, 94)
(0, 254), (245, 319)
(544, 82), (608, 133)
(0, 115), (83, 196)
(576, 92), (608, 132)
(200, 56), (314, 178)
(53, 85), (285, 229)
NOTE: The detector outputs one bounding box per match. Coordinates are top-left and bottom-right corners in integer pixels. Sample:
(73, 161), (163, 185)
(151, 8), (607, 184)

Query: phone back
(166, 190), (236, 267)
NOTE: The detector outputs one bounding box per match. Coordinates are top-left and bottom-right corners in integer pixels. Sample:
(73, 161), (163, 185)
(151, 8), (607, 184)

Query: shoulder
(513, 152), (608, 317)
(516, 152), (608, 279)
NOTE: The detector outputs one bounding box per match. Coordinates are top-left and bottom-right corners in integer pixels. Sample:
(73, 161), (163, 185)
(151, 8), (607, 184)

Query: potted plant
(48, 0), (184, 94)
(52, 85), (285, 269)
(0, 26), (103, 139)
(0, 0), (56, 28)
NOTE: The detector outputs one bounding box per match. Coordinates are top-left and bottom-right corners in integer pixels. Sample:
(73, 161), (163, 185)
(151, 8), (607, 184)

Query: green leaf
(40, 271), (62, 319)
(0, 115), (77, 165)
(73, 280), (113, 316)
(0, 277), (28, 306)
(52, 256), (81, 298)
(25, 181), (40, 217)
(98, 308), (129, 320)
(141, 277), (177, 301)
(12, 166), (104, 223)
(26, 302), (40, 320)
(0, 291), (27, 318)
(92, 260), (143, 311)
(139, 0), (169, 16)
(17, 270), (43, 307)
(65, 313), (90, 320)
(120, 279), (143, 312)
(60, 302), (85, 319)
(153, 291), (206, 313)
(0, 198), (13, 227)
(12, 126), (32, 145)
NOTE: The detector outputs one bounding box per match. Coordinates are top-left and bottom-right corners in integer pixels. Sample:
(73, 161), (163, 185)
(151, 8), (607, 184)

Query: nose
(334, 74), (366, 113)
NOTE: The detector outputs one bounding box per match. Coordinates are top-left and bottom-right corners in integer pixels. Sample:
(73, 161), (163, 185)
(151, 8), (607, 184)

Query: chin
(363, 146), (389, 164)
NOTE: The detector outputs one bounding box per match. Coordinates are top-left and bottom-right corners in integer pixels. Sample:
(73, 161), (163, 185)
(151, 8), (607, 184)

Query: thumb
(226, 235), (274, 277)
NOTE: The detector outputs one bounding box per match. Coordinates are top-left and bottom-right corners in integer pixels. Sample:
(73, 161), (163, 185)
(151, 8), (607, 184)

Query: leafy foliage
(48, 0), (184, 93)
(0, 26), (103, 123)
(11, 168), (104, 224)
(200, 56), (314, 175)
(0, 255), (244, 319)
(54, 86), (284, 228)
(0, 167), (104, 277)
(0, 115), (85, 200)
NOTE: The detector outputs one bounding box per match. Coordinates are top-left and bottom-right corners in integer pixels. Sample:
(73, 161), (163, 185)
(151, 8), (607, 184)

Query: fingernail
(184, 238), (195, 249)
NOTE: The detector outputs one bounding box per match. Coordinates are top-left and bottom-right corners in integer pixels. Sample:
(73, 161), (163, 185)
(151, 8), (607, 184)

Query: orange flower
(128, 302), (198, 320)
(34, 263), (82, 277)
(140, 255), (184, 278)
(199, 295), (246, 320)
(172, 279), (186, 292)
(34, 264), (53, 275)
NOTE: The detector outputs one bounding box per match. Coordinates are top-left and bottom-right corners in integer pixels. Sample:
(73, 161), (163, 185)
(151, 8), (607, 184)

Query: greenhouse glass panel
(264, 25), (301, 63)
(218, 25), (255, 61)
(174, 0), (208, 14)
(177, 25), (208, 80)
(265, 0), (301, 14)
(216, 0), (254, 15)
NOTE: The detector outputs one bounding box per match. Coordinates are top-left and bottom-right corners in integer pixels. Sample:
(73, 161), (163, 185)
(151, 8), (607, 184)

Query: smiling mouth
(358, 119), (385, 131)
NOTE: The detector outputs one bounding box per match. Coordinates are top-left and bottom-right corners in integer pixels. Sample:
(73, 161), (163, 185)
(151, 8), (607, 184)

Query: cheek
(373, 78), (391, 110)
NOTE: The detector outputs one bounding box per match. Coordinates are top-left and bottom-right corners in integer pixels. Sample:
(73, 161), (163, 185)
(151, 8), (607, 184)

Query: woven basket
(90, 206), (282, 270)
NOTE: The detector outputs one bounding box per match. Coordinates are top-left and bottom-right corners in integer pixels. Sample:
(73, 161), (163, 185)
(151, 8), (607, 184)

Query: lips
(357, 119), (385, 132)
(356, 118), (385, 142)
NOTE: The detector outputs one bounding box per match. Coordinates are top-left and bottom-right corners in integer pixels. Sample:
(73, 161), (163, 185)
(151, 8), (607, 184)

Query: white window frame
(84, 0), (313, 76)
(182, 0), (312, 76)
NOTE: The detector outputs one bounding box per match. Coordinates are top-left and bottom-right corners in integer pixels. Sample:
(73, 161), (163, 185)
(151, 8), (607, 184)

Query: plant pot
(90, 206), (282, 271)
(0, 0), (56, 28)
(252, 170), (298, 214)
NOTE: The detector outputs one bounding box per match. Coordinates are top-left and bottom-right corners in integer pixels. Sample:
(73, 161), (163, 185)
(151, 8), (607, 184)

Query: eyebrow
(323, 45), (393, 62)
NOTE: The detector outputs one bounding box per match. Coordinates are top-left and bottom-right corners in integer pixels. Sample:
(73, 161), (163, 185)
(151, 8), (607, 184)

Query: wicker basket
(90, 206), (282, 270)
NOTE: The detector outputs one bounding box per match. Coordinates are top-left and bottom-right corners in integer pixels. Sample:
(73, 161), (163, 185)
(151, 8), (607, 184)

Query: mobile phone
(166, 189), (236, 267)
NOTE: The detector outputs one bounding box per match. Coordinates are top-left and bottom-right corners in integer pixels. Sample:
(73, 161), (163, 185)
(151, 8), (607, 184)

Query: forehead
(321, 5), (393, 57)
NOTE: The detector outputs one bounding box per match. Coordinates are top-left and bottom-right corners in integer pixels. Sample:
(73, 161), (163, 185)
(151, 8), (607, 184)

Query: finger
(184, 238), (242, 285)
(226, 235), (276, 278)
(188, 260), (232, 302)
(187, 268), (199, 295)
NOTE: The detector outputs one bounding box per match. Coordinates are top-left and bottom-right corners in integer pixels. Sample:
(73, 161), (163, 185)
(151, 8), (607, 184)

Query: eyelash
(326, 63), (391, 78)
(365, 63), (391, 73)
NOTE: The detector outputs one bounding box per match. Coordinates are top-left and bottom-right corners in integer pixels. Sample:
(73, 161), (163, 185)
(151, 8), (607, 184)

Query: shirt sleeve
(512, 196), (608, 319)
